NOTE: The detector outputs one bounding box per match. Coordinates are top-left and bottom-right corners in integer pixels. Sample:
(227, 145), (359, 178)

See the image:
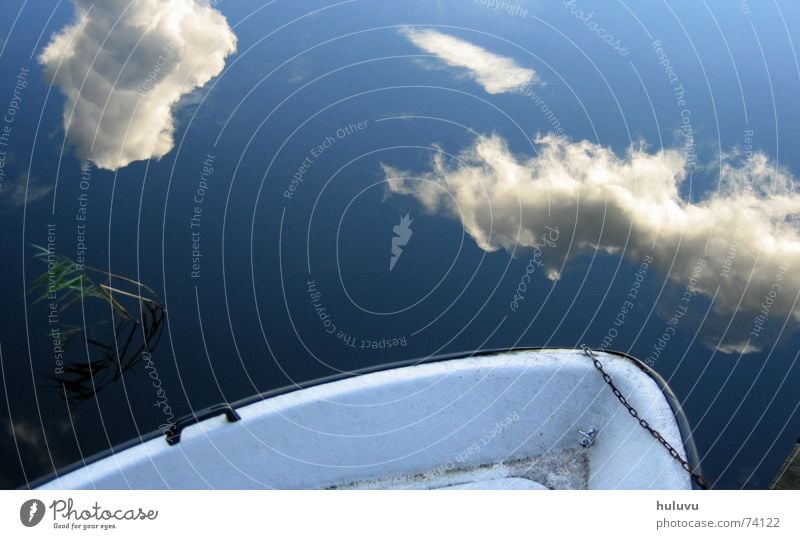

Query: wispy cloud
(383, 135), (800, 352)
(3, 418), (66, 470)
(1, 174), (52, 210)
(39, 0), (237, 171)
(401, 27), (537, 94)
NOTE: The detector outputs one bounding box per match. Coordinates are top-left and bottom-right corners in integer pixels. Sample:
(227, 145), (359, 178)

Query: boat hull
(34, 349), (698, 489)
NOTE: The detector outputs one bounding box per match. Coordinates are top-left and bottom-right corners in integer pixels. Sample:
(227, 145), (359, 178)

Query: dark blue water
(1, 0), (799, 489)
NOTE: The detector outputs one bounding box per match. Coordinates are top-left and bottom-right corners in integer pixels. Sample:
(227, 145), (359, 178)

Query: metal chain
(581, 346), (709, 490)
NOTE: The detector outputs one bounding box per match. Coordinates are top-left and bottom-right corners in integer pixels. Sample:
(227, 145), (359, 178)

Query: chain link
(581, 345), (709, 490)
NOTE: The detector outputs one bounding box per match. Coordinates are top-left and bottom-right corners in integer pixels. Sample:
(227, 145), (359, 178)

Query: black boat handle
(165, 404), (241, 445)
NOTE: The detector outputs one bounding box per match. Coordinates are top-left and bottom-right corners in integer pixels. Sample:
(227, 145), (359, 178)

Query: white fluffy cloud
(383, 135), (800, 350)
(401, 27), (537, 94)
(39, 0), (237, 171)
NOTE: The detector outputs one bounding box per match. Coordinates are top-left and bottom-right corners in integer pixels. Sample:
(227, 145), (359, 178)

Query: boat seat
(442, 478), (549, 490)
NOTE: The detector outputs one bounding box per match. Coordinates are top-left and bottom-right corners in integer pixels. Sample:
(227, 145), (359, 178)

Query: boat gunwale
(25, 347), (703, 490)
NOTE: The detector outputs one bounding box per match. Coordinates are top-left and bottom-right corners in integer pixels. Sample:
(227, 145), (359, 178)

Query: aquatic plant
(30, 245), (165, 405)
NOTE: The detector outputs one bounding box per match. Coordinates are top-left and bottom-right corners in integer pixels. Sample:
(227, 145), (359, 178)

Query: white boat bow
(34, 348), (702, 490)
